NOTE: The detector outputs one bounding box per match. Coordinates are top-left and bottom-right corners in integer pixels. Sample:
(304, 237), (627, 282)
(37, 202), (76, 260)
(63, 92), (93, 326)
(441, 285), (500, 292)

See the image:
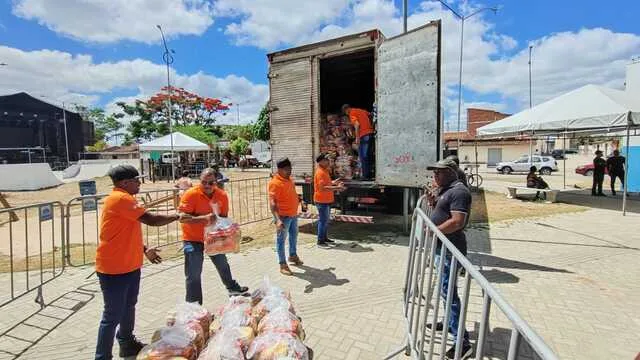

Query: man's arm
(139, 212), (179, 226)
(437, 211), (467, 234)
(269, 197), (284, 230)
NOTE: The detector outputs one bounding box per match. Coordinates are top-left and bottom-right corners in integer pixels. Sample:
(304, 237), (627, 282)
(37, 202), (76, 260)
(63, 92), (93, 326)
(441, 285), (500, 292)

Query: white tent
(138, 132), (210, 152)
(477, 84), (640, 137)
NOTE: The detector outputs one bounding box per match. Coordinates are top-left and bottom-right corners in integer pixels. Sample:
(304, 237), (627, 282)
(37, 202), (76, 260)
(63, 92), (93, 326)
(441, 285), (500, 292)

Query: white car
(496, 155), (558, 175)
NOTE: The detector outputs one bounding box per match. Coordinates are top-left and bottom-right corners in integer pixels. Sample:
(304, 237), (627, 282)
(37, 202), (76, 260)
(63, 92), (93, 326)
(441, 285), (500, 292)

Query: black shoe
(118, 337), (146, 358)
(323, 238), (336, 244)
(425, 322), (444, 332)
(228, 285), (249, 297)
(445, 342), (473, 360)
(317, 241), (330, 248)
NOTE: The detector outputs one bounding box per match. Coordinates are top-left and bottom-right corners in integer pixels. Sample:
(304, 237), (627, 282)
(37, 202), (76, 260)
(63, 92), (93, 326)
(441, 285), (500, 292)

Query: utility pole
(157, 25), (176, 180)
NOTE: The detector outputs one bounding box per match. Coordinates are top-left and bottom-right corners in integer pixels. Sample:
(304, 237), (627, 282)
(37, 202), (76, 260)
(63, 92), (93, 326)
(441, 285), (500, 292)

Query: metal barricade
(65, 189), (182, 267)
(0, 202), (65, 308)
(64, 177), (272, 267)
(386, 196), (558, 360)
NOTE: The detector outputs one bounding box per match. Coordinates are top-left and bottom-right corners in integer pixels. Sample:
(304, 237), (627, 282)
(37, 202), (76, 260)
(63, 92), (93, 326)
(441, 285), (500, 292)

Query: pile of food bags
(138, 302), (212, 360)
(199, 277), (310, 360)
(319, 113), (359, 180)
(204, 216), (241, 255)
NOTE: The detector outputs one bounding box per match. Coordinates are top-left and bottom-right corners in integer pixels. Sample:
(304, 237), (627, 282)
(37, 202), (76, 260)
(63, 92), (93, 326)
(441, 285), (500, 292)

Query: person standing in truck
(606, 149), (625, 195)
(342, 104), (375, 180)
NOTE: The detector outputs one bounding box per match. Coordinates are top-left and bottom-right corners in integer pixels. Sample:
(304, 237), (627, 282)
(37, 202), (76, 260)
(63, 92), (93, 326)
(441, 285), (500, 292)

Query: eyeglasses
(202, 180), (217, 186)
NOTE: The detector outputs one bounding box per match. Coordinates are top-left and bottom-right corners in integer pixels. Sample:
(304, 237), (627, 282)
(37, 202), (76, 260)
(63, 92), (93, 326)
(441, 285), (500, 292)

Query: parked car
(161, 152), (180, 164)
(496, 155), (558, 175)
(551, 149), (578, 159)
(575, 163), (608, 177)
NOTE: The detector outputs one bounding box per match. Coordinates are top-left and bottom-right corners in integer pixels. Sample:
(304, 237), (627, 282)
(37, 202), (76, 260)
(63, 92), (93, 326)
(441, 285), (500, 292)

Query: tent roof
(138, 132), (209, 152)
(477, 84), (640, 137)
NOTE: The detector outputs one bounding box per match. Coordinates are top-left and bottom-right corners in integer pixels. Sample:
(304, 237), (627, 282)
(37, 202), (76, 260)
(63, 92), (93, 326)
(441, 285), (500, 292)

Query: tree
(222, 125), (254, 142)
(145, 86), (230, 127)
(252, 104), (270, 141)
(230, 138), (249, 157)
(86, 140), (109, 152)
(175, 124), (217, 145)
(74, 105), (124, 143)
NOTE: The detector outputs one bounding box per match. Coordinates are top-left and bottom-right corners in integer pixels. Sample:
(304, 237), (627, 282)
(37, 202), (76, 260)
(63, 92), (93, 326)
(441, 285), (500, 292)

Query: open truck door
(375, 21), (442, 187)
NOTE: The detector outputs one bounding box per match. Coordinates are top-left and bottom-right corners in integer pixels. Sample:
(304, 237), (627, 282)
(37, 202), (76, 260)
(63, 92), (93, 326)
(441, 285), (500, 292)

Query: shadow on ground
(558, 188), (639, 213)
(290, 264), (350, 293)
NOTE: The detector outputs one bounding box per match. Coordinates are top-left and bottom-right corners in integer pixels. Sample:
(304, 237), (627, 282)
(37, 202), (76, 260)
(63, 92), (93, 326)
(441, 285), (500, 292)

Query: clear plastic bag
(250, 276), (290, 307)
(197, 328), (247, 360)
(257, 307), (305, 340)
(151, 321), (206, 354)
(252, 294), (296, 324)
(246, 332), (309, 360)
(137, 326), (198, 360)
(203, 205), (241, 255)
(174, 302), (212, 340)
(210, 300), (256, 337)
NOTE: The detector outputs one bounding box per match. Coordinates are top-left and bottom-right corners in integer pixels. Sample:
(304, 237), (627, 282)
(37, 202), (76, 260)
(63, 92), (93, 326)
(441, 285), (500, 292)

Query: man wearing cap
(592, 150), (606, 196)
(95, 165), (189, 360)
(425, 158), (473, 360)
(314, 153), (345, 247)
(268, 158), (303, 275)
(178, 168), (248, 302)
(342, 104), (375, 180)
(445, 155), (468, 188)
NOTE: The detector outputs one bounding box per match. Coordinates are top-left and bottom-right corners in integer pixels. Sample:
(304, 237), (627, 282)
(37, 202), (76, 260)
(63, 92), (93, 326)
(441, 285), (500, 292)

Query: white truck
(267, 21), (443, 214)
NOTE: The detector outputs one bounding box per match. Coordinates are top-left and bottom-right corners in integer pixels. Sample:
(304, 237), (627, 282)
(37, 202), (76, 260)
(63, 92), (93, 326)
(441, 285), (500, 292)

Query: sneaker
(228, 285), (249, 297)
(323, 238), (336, 244)
(317, 241), (330, 248)
(425, 322), (444, 332)
(280, 263), (293, 276)
(118, 337), (146, 358)
(445, 342), (473, 360)
(288, 255), (304, 266)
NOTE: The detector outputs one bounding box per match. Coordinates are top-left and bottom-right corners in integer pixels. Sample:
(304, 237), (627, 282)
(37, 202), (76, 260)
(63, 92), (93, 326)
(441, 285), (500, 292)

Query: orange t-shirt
(349, 108), (374, 138)
(178, 185), (229, 242)
(96, 188), (146, 275)
(314, 167), (334, 204)
(268, 174), (299, 217)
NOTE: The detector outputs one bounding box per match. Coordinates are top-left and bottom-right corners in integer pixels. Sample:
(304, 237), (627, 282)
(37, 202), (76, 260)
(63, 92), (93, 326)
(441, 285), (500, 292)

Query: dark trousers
(183, 241), (238, 304)
(592, 172), (605, 195)
(358, 135), (374, 179)
(95, 269), (141, 360)
(610, 172), (624, 193)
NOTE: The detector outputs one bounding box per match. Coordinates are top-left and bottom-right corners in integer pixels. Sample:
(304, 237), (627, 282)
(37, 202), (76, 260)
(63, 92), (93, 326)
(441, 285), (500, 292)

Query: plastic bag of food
(257, 308), (305, 340)
(250, 276), (290, 307)
(152, 321), (206, 354)
(246, 332), (309, 360)
(210, 301), (256, 337)
(137, 326), (198, 360)
(173, 302), (211, 338)
(204, 215), (241, 255)
(197, 328), (247, 360)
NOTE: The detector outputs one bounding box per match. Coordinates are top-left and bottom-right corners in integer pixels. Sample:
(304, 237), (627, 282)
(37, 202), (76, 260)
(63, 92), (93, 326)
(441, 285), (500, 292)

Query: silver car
(496, 155), (558, 175)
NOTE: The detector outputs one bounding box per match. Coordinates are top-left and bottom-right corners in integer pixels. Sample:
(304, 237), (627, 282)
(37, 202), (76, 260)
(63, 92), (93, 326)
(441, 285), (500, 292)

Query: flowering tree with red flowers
(146, 86), (230, 127)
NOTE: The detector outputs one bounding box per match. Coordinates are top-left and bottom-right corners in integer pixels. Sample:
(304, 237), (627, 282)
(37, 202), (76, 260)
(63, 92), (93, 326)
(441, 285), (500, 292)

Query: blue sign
(39, 204), (53, 222)
(79, 180), (97, 196)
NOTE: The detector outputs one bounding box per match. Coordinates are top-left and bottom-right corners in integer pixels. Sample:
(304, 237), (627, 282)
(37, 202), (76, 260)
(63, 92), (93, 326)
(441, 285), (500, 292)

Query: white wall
(626, 60), (640, 96)
(458, 142), (542, 164)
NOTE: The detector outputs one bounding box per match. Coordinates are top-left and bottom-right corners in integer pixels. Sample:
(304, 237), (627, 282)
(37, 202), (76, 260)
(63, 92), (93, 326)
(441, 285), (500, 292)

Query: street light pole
(236, 103), (240, 125)
(157, 25), (175, 180)
(528, 45), (533, 108)
(439, 1), (498, 151)
(403, 0), (408, 33)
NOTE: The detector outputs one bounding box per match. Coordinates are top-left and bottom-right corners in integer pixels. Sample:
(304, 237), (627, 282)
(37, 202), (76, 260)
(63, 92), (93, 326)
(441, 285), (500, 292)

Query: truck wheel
(501, 167), (512, 175)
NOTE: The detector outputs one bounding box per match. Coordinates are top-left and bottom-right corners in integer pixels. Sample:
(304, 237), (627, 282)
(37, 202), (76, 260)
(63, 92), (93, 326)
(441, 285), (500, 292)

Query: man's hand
(145, 248), (162, 264)
(275, 219), (284, 231)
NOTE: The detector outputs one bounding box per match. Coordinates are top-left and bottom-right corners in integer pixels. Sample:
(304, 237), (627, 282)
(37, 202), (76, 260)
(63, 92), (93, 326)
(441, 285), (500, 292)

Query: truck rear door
(375, 21), (441, 187)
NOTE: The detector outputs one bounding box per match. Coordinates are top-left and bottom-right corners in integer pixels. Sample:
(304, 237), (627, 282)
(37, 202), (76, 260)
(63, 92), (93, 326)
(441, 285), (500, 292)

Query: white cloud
(0, 45), (268, 128)
(12, 0), (214, 43)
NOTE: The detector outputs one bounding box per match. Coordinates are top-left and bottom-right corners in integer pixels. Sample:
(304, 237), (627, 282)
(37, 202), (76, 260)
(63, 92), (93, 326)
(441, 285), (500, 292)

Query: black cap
(276, 157), (292, 169)
(595, 150), (603, 155)
(316, 153), (329, 163)
(426, 158), (458, 171)
(107, 164), (141, 182)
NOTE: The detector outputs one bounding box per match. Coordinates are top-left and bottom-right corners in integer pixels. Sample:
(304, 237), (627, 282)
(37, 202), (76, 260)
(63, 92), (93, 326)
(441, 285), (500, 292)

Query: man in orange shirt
(95, 165), (186, 360)
(268, 158), (303, 275)
(342, 104), (375, 180)
(314, 154), (344, 247)
(179, 168), (248, 303)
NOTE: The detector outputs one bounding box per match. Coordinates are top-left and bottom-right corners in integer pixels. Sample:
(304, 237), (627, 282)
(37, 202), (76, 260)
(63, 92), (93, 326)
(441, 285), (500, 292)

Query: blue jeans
(95, 269), (141, 360)
(359, 135), (374, 179)
(183, 241), (238, 304)
(276, 216), (298, 264)
(316, 203), (331, 242)
(436, 254), (469, 345)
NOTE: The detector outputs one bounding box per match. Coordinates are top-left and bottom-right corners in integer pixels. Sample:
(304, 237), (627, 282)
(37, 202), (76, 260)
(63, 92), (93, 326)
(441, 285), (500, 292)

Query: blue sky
(1, 0), (639, 134)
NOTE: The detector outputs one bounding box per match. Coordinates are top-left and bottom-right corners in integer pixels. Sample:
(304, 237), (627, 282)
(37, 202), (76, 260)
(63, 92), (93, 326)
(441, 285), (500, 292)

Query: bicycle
(465, 170), (483, 188)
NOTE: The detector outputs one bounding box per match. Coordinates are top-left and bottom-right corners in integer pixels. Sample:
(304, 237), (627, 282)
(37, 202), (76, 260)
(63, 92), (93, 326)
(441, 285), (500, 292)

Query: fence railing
(386, 195), (558, 360)
(0, 202), (65, 308)
(64, 176), (273, 267)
